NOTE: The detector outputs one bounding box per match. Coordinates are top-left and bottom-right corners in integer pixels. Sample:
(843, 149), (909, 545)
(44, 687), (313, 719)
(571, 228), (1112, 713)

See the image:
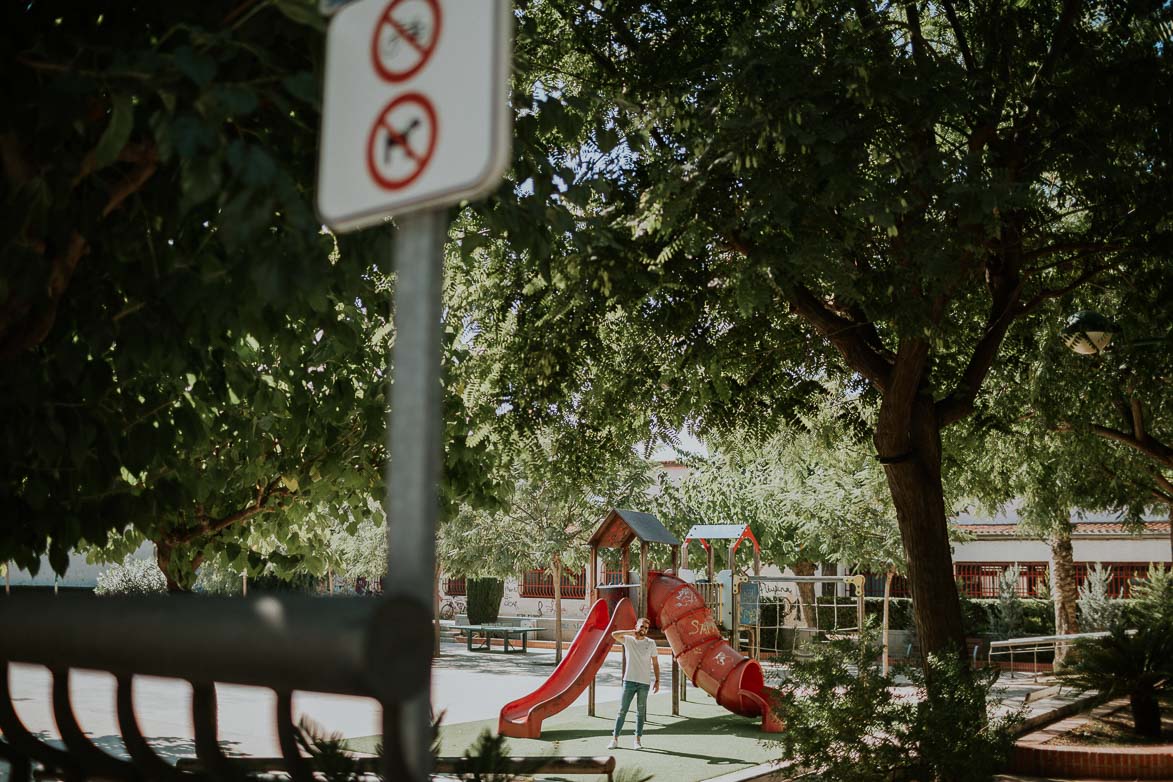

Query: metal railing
(693, 582), (724, 623)
(0, 592), (431, 781)
(986, 630), (1122, 680)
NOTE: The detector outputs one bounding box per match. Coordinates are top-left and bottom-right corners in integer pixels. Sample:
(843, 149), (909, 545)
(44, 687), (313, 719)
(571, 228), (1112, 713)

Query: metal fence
(863, 560), (1170, 599)
(741, 576), (865, 668)
(0, 592), (430, 781)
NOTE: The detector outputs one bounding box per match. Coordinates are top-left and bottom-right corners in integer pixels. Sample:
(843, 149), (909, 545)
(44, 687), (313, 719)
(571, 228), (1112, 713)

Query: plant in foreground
(1058, 615), (1173, 739)
(766, 632), (1020, 781)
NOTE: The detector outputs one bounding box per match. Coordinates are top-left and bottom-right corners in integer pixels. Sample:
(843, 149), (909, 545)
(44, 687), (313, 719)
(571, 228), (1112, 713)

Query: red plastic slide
(498, 597), (637, 739)
(648, 572), (782, 732)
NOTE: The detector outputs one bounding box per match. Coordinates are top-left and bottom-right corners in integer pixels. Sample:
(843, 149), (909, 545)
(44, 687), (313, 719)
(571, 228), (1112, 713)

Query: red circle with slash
(366, 92), (438, 190)
(370, 0), (442, 83)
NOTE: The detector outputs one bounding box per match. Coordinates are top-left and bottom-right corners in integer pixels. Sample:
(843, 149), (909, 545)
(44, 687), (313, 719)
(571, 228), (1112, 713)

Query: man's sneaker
(632, 737), (643, 750)
(606, 737), (617, 750)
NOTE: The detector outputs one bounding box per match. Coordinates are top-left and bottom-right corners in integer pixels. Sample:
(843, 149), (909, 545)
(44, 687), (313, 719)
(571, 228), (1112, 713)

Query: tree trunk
(155, 542), (185, 593)
(1130, 686), (1161, 739)
(876, 397), (967, 665)
(1049, 524), (1079, 666)
(553, 554), (564, 664)
(791, 560), (818, 629)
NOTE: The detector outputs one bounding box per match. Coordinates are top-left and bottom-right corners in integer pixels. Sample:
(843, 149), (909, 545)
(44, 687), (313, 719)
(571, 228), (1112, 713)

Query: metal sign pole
(384, 207), (447, 781)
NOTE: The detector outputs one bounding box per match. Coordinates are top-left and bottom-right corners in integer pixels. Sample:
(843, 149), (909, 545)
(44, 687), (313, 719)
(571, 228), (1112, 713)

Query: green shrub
(94, 557), (167, 596)
(1058, 617), (1173, 738)
(193, 561), (245, 595)
(466, 577), (504, 625)
(251, 571), (319, 594)
(990, 565), (1026, 639)
(866, 596), (916, 631)
(959, 598), (1054, 637)
(1078, 563), (1123, 631)
(765, 633), (1021, 781)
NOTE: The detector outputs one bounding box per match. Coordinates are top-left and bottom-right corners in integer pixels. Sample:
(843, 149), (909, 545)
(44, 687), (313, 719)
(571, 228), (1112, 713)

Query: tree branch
(940, 0), (976, 76)
(780, 277), (893, 392)
(168, 478), (293, 546)
(1130, 395), (1145, 443)
(1019, 0), (1083, 135)
(102, 143), (159, 217)
(1090, 424), (1173, 468)
(1018, 261), (1113, 316)
(937, 256), (1025, 426)
(1024, 242), (1125, 262)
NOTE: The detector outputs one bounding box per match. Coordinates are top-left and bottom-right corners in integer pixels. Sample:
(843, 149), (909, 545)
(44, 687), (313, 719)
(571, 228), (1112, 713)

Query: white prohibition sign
(318, 0), (512, 229)
(366, 92), (438, 190)
(371, 0), (441, 83)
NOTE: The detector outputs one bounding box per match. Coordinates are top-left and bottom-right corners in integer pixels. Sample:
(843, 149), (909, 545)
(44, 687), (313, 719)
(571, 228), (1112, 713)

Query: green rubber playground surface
(349, 689), (786, 782)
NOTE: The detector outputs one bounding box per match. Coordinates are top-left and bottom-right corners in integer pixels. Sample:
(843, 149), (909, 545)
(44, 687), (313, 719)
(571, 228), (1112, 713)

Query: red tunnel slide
(647, 571), (781, 731)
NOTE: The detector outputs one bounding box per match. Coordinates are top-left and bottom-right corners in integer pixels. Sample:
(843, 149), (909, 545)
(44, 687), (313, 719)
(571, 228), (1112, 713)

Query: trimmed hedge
(467, 577), (504, 625)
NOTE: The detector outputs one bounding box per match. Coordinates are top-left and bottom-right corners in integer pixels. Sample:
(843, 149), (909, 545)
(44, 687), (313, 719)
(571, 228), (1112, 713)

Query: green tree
(456, 0), (1173, 664)
(0, 2), (505, 586)
(1028, 264), (1173, 559)
(441, 433), (649, 662)
(652, 388), (906, 627)
(956, 406), (1154, 659)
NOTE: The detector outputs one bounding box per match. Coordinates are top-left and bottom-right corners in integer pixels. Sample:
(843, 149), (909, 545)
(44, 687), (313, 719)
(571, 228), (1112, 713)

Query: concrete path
(1, 643), (1102, 782)
(1, 641), (628, 777)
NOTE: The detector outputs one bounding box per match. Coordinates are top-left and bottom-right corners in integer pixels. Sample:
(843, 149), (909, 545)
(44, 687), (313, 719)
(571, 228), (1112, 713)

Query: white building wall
(953, 536), (1169, 564)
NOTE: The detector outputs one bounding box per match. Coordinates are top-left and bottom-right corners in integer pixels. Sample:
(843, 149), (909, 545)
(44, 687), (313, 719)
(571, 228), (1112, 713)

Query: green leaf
(173, 46), (217, 87)
(93, 94), (135, 171)
(282, 72), (319, 107)
(180, 155), (223, 212)
(272, 0), (327, 31)
(211, 85), (259, 117)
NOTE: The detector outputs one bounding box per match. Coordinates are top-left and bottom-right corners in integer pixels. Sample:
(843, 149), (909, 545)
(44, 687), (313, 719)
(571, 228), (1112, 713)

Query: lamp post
(1061, 310), (1117, 356)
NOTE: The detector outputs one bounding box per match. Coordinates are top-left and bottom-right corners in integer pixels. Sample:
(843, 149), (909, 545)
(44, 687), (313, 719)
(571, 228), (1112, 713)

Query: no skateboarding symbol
(371, 0), (441, 83)
(367, 92), (437, 190)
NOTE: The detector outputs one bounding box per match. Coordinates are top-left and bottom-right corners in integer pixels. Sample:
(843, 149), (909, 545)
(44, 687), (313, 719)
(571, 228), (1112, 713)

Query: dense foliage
(767, 635), (1020, 781)
(0, 2), (506, 587)
(1060, 566), (1173, 737)
(651, 387), (905, 573)
(454, 0), (1173, 661)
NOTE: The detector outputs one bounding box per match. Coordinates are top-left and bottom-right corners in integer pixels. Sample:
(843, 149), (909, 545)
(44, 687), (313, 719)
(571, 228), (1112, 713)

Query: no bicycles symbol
(371, 0), (441, 83)
(318, 0), (510, 229)
(367, 92), (437, 190)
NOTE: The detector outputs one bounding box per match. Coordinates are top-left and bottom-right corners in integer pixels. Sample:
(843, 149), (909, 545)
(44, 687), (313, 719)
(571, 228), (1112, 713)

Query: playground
(479, 510), (879, 744)
(0, 506), (1124, 782)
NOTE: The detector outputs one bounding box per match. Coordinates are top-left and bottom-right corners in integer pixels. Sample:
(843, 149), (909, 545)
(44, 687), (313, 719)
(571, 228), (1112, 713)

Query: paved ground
(0, 641), (1106, 782)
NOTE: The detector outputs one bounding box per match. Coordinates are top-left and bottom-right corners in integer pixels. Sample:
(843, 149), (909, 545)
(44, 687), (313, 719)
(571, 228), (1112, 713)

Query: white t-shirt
(621, 635), (657, 685)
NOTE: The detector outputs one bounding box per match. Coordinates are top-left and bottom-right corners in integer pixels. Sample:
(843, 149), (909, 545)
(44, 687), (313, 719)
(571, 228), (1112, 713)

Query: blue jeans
(612, 681), (650, 737)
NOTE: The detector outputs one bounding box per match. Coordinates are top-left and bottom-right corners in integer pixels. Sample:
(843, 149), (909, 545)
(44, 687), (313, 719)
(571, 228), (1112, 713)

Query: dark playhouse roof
(588, 508), (680, 549)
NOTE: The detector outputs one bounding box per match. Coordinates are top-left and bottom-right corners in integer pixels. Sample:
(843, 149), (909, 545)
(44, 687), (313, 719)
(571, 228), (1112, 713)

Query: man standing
(608, 616), (660, 750)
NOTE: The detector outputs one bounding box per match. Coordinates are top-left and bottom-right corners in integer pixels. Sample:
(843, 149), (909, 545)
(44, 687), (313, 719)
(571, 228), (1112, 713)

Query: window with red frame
(1072, 562), (1168, 598)
(519, 568), (587, 599)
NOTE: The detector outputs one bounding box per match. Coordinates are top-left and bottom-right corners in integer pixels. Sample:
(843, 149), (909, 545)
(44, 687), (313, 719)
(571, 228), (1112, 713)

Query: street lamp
(1061, 310), (1117, 356)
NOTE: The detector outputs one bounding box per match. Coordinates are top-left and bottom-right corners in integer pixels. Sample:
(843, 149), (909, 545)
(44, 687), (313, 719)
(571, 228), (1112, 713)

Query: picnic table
(452, 624), (541, 653)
